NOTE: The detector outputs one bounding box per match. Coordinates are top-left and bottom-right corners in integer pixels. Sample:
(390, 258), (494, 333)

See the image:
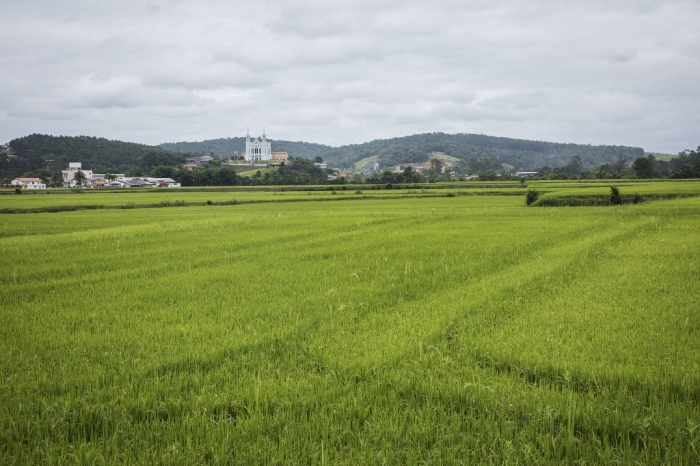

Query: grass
(353, 155), (378, 172)
(2, 179), (699, 213)
(528, 180), (700, 206)
(429, 151), (461, 162)
(0, 185), (529, 213)
(1, 190), (699, 463)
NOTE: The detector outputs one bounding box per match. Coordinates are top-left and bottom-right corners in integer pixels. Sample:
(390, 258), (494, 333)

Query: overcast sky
(1, 0), (699, 153)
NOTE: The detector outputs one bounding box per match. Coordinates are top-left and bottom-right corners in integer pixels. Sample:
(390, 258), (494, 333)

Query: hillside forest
(2, 133), (699, 186)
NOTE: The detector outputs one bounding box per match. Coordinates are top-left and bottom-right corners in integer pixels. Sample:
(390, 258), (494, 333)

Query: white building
(145, 177), (181, 187)
(62, 162), (93, 186)
(245, 129), (272, 162)
(11, 178), (46, 189)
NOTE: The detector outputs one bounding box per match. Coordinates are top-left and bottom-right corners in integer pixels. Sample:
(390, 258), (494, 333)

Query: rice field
(531, 179), (700, 199)
(0, 186), (503, 212)
(2, 179), (699, 213)
(1, 184), (699, 464)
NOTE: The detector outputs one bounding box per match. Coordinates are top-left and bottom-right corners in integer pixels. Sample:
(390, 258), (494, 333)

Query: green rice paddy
(1, 181), (699, 464)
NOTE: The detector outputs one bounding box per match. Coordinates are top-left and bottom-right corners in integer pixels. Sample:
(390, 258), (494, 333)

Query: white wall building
(145, 177), (181, 187)
(11, 178), (46, 189)
(245, 129), (272, 162)
(62, 162), (93, 186)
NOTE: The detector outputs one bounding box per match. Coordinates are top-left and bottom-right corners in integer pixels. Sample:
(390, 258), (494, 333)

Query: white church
(245, 129), (288, 163)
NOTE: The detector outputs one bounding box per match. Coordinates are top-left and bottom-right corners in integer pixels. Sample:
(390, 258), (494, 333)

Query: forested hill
(160, 137), (332, 162)
(161, 133), (644, 170)
(5, 132), (645, 179)
(7, 134), (187, 175)
(322, 133), (644, 170)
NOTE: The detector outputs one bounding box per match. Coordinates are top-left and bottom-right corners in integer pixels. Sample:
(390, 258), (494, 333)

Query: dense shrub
(525, 189), (540, 206)
(610, 186), (622, 205)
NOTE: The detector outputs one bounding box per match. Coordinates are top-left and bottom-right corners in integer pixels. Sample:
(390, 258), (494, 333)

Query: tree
(105, 173), (117, 182)
(73, 170), (87, 187)
(592, 163), (612, 179)
(50, 172), (64, 187)
(175, 169), (195, 187)
(429, 158), (444, 171)
(565, 155), (584, 175)
(611, 154), (629, 178)
(631, 157), (656, 178)
(444, 165), (453, 180)
(478, 170), (499, 181)
(150, 166), (176, 178)
(668, 146), (700, 178)
(610, 186), (621, 205)
(645, 154), (659, 174)
(214, 167), (239, 186)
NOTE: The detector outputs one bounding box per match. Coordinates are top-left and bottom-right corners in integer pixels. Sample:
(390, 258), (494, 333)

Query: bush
(15, 188), (21, 194)
(532, 197), (609, 207)
(610, 186), (621, 206)
(525, 189), (540, 206)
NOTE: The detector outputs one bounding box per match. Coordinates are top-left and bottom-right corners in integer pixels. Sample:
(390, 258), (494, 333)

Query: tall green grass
(1, 195), (698, 463)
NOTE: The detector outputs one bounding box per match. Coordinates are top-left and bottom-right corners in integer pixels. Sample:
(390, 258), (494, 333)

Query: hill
(160, 137), (331, 162)
(5, 134), (188, 177)
(3, 132), (647, 181)
(161, 133), (645, 171)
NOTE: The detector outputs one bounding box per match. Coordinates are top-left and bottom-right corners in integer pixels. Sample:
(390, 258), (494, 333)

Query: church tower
(245, 128), (272, 163)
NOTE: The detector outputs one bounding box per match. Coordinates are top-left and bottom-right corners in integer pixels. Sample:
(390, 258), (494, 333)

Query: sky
(1, 0), (699, 153)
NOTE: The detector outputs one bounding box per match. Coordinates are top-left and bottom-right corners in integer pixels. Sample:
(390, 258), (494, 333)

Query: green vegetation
(4, 134), (188, 177)
(610, 186), (622, 206)
(5, 134), (699, 189)
(160, 132), (645, 171)
(525, 189), (540, 206)
(528, 179), (700, 206)
(160, 137), (331, 162)
(1, 181), (699, 463)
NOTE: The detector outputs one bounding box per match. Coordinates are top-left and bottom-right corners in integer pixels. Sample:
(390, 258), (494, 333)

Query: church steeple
(244, 128), (271, 163)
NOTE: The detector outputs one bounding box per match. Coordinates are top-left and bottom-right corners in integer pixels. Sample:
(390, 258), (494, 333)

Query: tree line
(149, 158), (332, 187)
(532, 148), (700, 180)
(2, 133), (699, 185)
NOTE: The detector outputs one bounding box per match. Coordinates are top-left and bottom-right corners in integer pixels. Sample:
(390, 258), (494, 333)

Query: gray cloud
(0, 0), (698, 153)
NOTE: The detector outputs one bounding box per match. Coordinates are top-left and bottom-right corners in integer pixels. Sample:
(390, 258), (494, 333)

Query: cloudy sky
(1, 0), (699, 153)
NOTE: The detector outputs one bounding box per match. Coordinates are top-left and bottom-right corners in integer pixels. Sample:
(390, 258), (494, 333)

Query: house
(105, 179), (151, 188)
(182, 163), (198, 170)
(11, 178), (46, 189)
(185, 155), (215, 164)
(271, 151), (289, 162)
(123, 180), (151, 188)
(515, 171), (538, 177)
(145, 177), (181, 188)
